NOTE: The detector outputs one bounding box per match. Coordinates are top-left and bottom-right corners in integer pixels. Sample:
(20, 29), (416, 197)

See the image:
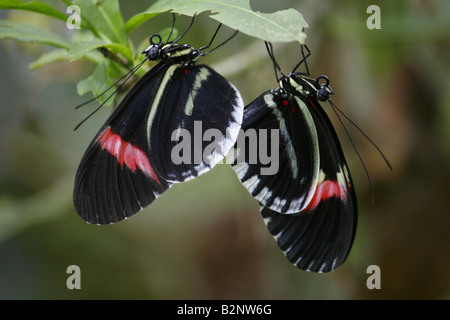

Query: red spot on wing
(282, 100), (288, 106)
(184, 69), (188, 75)
(304, 179), (347, 212)
(96, 128), (160, 185)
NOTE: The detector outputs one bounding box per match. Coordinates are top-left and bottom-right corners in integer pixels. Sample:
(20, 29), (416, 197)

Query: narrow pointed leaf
(0, 20), (71, 48)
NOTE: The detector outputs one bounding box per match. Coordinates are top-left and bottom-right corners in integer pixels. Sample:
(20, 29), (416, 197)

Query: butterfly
(232, 42), (357, 272)
(73, 14), (244, 225)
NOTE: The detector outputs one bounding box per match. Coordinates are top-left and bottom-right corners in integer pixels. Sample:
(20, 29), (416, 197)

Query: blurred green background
(0, 0), (449, 299)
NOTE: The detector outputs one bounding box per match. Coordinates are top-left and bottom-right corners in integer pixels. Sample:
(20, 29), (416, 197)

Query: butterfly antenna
(164, 12), (197, 53)
(327, 99), (376, 202)
(165, 13), (176, 43)
(199, 23), (222, 51)
(73, 58), (148, 131)
(201, 28), (239, 55)
(329, 99), (393, 171)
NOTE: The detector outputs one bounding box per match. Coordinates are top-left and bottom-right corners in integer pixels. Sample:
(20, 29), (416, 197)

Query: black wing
(232, 92), (319, 213)
(74, 60), (174, 224)
(147, 64), (243, 182)
(74, 61), (243, 224)
(233, 92), (357, 272)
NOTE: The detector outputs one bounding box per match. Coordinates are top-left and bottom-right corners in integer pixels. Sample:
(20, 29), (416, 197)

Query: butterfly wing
(74, 61), (173, 224)
(233, 91), (357, 272)
(232, 92), (320, 214)
(147, 64), (244, 182)
(74, 61), (243, 224)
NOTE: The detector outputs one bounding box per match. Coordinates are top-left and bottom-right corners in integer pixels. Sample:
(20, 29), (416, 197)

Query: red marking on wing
(96, 128), (161, 185)
(307, 97), (318, 110)
(304, 179), (347, 212)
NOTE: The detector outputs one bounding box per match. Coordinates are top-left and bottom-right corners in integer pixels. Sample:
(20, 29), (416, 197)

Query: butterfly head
(315, 75), (334, 101)
(144, 34), (164, 61)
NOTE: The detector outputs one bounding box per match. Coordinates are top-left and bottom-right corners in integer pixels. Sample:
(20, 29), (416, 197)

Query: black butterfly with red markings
(74, 15), (243, 225)
(232, 43), (357, 272)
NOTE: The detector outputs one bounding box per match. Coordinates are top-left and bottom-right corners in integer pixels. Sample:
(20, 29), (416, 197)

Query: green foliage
(0, 0), (307, 101)
(76, 61), (113, 104)
(0, 19), (71, 48)
(0, 0), (68, 21)
(1, 0), (450, 300)
(126, 0), (308, 43)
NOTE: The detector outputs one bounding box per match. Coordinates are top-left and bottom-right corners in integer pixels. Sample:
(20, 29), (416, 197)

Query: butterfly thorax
(144, 42), (200, 66)
(277, 74), (334, 102)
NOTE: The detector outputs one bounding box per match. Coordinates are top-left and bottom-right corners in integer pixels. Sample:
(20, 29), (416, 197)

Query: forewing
(73, 61), (172, 224)
(147, 64), (244, 182)
(232, 92), (319, 214)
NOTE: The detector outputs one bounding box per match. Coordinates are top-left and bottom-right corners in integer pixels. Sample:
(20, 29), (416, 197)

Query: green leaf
(29, 47), (103, 69)
(126, 0), (308, 44)
(0, 20), (71, 48)
(77, 61), (113, 105)
(68, 38), (132, 62)
(125, 12), (160, 34)
(0, 0), (69, 22)
(73, 0), (128, 45)
(28, 48), (68, 69)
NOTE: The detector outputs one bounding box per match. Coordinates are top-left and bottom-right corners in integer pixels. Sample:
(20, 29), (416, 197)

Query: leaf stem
(97, 47), (130, 69)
